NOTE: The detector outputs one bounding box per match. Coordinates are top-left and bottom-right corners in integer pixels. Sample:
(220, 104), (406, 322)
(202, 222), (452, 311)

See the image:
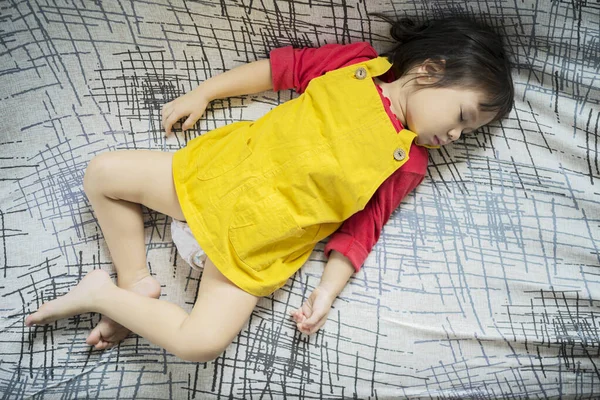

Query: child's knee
(172, 318), (236, 362)
(83, 153), (113, 195)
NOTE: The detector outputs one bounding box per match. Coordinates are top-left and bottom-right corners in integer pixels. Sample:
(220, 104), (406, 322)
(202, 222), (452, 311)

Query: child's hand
(290, 286), (336, 335)
(162, 89), (209, 136)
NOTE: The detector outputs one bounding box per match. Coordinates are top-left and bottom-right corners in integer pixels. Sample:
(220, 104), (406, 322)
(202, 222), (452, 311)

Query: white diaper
(170, 220), (206, 271)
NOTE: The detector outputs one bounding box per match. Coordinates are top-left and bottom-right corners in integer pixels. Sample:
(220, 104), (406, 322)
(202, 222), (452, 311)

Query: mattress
(1, 0), (598, 398)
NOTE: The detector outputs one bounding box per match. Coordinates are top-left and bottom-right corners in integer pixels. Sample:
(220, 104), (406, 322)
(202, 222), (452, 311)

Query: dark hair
(369, 15), (514, 123)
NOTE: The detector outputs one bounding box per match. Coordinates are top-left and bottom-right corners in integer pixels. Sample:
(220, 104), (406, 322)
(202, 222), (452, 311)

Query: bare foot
(25, 269), (113, 327)
(85, 275), (161, 350)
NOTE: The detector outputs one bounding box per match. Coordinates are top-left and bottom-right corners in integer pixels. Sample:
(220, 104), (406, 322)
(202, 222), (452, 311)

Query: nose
(447, 128), (461, 142)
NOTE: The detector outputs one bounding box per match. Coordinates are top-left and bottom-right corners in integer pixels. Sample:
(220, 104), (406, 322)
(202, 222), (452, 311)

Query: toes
(94, 340), (110, 350)
(86, 327), (102, 346)
(103, 326), (130, 343)
(96, 339), (118, 350)
(103, 341), (117, 350)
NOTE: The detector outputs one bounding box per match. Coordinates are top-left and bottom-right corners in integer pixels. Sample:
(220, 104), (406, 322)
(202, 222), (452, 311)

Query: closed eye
(459, 108), (474, 134)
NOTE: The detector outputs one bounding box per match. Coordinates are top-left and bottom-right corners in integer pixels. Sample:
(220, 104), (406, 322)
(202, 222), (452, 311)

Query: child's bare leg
(26, 258), (259, 362)
(81, 150), (187, 350)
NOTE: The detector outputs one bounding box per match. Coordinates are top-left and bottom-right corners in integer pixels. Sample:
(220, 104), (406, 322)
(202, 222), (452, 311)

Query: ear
(415, 58), (446, 85)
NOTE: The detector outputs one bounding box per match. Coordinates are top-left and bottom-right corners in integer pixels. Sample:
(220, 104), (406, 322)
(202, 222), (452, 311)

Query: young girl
(24, 16), (514, 362)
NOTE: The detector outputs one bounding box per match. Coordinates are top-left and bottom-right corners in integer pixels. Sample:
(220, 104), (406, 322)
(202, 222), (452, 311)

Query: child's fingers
(295, 317), (311, 332)
(289, 309), (304, 322)
(302, 318), (326, 335)
(299, 322), (320, 335)
(162, 106), (175, 127)
(302, 313), (327, 332)
(182, 114), (197, 131)
(161, 102), (172, 120)
(165, 115), (182, 136)
(162, 115), (172, 136)
(295, 313), (306, 324)
(292, 307), (325, 334)
(164, 112), (182, 136)
(303, 304), (329, 326)
(303, 312), (321, 325)
(300, 302), (313, 319)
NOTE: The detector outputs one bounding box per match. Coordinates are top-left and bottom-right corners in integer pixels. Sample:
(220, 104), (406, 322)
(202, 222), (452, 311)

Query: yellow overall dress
(172, 56), (417, 297)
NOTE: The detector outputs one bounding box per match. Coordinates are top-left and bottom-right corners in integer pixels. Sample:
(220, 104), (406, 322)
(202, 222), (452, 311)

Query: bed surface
(1, 0), (598, 398)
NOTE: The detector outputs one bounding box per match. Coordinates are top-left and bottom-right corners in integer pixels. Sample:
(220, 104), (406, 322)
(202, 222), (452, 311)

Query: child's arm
(290, 251), (353, 335)
(198, 59), (273, 102)
(291, 151), (429, 335)
(162, 59), (272, 136)
(318, 250), (355, 296)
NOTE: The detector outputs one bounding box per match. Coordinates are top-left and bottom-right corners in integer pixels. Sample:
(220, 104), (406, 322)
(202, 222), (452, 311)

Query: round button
(354, 67), (367, 80)
(192, 250), (206, 268)
(393, 148), (406, 161)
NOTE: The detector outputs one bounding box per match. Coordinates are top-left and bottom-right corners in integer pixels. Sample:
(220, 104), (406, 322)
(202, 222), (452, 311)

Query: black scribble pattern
(0, 0), (598, 398)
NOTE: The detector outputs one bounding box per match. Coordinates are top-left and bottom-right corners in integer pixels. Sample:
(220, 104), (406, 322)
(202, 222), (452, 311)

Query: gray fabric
(1, 0), (598, 398)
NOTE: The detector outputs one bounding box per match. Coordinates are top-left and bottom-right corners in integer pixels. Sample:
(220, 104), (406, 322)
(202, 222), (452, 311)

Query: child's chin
(414, 136), (427, 145)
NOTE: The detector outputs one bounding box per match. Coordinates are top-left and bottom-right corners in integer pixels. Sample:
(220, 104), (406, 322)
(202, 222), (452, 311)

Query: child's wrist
(193, 83), (214, 103)
(317, 281), (340, 299)
(316, 283), (340, 301)
(318, 250), (355, 297)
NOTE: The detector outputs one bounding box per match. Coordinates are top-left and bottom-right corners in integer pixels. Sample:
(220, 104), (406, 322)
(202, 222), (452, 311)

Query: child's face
(404, 85), (497, 147)
(380, 61), (498, 147)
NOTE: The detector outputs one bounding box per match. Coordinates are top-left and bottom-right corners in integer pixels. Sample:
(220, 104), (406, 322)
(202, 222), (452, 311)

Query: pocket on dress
(195, 128), (252, 180)
(229, 193), (306, 272)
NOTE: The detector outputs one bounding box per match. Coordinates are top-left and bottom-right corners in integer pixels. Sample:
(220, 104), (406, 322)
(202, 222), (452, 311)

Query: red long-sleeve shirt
(269, 42), (429, 272)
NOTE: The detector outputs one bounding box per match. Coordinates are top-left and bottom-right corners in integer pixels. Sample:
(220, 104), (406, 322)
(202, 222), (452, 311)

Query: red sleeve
(269, 42), (378, 93)
(324, 145), (429, 273)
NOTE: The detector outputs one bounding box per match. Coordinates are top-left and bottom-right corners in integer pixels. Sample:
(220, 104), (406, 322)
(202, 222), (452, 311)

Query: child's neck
(373, 77), (408, 128)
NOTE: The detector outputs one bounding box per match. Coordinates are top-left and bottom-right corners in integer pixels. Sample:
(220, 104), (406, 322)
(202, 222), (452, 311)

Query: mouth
(434, 136), (441, 146)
